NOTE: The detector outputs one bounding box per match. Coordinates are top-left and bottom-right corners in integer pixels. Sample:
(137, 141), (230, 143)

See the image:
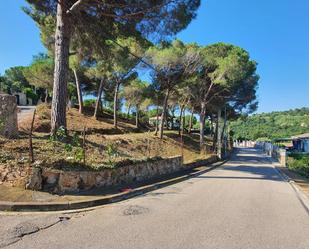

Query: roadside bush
(83, 99), (96, 107)
(256, 137), (271, 142)
(287, 153), (309, 177)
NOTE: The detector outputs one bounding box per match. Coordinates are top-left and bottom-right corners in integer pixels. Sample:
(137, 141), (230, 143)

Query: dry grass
(18, 104), (140, 134)
(1, 105), (214, 171)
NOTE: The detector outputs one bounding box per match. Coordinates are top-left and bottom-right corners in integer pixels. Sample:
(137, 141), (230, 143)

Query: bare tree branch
(67, 0), (87, 14)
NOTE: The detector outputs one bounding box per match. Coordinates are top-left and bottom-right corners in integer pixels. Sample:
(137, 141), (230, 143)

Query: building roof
(291, 133), (309, 140)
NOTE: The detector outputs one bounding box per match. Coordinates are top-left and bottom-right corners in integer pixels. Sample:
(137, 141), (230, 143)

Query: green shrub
(102, 107), (113, 115)
(256, 137), (271, 142)
(287, 153), (309, 177)
(23, 87), (39, 103)
(106, 142), (119, 168)
(83, 99), (96, 107)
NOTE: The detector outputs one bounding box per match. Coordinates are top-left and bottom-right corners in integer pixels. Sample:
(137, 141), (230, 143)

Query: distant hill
(230, 107), (309, 140)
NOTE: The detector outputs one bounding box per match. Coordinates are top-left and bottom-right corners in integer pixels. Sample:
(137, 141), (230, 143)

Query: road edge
(273, 164), (309, 216)
(0, 160), (228, 213)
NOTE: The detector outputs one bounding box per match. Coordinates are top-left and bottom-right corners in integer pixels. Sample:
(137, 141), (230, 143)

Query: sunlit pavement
(1, 148), (309, 249)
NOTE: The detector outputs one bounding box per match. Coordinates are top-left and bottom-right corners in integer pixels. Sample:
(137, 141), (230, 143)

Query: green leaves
(23, 54), (54, 90)
(230, 108), (309, 140)
(122, 79), (148, 109)
(1, 66), (30, 94)
(146, 39), (186, 68)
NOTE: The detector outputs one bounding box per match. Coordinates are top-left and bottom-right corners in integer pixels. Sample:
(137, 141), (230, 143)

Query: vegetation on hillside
(1, 104), (212, 171)
(230, 108), (309, 140)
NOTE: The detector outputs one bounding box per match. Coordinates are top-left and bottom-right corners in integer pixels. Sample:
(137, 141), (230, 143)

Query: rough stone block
(25, 167), (42, 190)
(0, 94), (18, 138)
(58, 172), (80, 192)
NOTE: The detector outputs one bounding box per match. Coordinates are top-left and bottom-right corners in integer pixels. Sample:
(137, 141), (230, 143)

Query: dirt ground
(1, 105), (214, 171)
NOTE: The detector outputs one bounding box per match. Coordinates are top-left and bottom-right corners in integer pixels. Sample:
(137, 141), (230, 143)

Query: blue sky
(0, 0), (308, 113)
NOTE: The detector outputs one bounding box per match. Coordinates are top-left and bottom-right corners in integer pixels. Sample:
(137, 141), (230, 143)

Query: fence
(255, 141), (287, 166)
(233, 140), (256, 148)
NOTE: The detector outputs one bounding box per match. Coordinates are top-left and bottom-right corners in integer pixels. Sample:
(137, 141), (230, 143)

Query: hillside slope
(230, 107), (309, 140)
(0, 104), (214, 172)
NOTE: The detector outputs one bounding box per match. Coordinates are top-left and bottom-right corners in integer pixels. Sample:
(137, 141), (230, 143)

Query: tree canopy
(23, 54), (54, 90)
(24, 0), (201, 133)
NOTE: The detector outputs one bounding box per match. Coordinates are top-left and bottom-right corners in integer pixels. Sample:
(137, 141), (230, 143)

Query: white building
(11, 92), (32, 106)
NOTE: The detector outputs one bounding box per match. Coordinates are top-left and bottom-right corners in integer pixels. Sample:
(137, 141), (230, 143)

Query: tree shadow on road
(195, 165), (283, 182)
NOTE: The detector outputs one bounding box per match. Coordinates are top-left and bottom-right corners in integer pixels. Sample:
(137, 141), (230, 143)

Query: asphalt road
(1, 148), (309, 249)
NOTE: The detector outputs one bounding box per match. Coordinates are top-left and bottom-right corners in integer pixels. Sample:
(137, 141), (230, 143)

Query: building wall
(293, 139), (309, 152)
(302, 139), (309, 152)
(12, 92), (33, 106)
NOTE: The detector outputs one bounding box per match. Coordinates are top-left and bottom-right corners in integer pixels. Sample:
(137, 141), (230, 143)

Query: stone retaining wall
(0, 155), (219, 193)
(42, 156), (183, 193)
(0, 94), (18, 138)
(0, 165), (31, 188)
(184, 155), (218, 169)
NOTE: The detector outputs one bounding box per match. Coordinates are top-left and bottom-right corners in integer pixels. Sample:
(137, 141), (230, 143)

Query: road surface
(1, 148), (309, 249)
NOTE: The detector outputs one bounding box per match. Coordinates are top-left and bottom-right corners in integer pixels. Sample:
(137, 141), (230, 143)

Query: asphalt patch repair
(0, 216), (70, 248)
(122, 205), (150, 216)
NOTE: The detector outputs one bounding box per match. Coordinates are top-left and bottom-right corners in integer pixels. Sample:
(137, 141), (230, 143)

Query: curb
(0, 160), (227, 213)
(274, 165), (309, 216)
(260, 149), (309, 216)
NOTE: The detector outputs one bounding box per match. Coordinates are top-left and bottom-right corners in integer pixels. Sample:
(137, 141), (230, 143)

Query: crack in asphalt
(0, 216), (70, 248)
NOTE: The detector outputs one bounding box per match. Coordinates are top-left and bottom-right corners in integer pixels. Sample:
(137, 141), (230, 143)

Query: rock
(42, 171), (60, 185)
(58, 172), (80, 192)
(0, 169), (9, 182)
(79, 172), (96, 190)
(25, 167), (42, 190)
(0, 94), (18, 138)
(95, 173), (104, 187)
(32, 156), (184, 193)
(12, 178), (27, 188)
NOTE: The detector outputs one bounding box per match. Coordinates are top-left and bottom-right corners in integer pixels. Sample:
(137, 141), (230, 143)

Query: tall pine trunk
(159, 89), (170, 139)
(170, 108), (175, 130)
(135, 106), (139, 128)
(220, 107), (227, 157)
(73, 69), (83, 114)
(212, 115), (218, 152)
(114, 82), (120, 129)
(154, 106), (159, 135)
(188, 107), (194, 133)
(44, 89), (49, 103)
(210, 114), (214, 137)
(199, 103), (206, 153)
(217, 108), (223, 159)
(178, 105), (184, 136)
(51, 1), (71, 134)
(126, 104), (131, 119)
(94, 78), (104, 119)
(182, 109), (186, 134)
